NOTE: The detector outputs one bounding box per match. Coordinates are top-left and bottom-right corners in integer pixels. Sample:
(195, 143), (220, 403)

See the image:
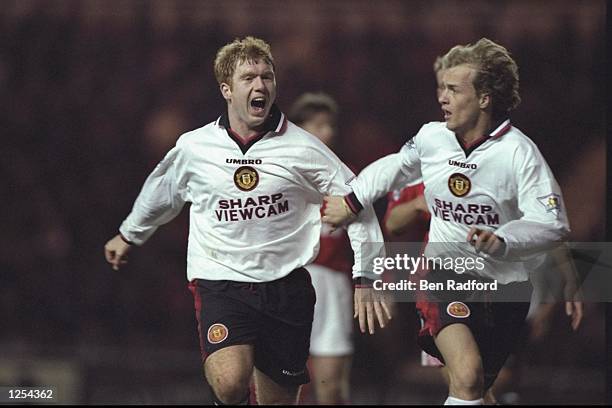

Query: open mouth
(250, 97), (266, 114)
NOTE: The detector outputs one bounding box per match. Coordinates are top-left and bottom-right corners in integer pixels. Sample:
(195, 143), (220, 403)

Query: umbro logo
(226, 158), (262, 165)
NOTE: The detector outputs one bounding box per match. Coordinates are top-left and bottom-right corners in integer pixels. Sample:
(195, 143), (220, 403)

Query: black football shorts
(416, 268), (531, 390)
(188, 267), (316, 386)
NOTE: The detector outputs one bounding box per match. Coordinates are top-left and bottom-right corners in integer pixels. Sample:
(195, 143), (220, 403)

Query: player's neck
(227, 112), (264, 142)
(457, 115), (491, 146)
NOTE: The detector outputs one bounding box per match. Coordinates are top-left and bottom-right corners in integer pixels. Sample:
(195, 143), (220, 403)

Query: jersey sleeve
(350, 129), (423, 208)
(495, 144), (570, 258)
(308, 146), (386, 281)
(386, 182), (426, 212)
(119, 142), (190, 245)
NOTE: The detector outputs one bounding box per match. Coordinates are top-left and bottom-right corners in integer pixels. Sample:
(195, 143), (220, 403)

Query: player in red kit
(289, 92), (354, 405)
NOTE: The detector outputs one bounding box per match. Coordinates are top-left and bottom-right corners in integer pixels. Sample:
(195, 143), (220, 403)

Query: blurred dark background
(0, 0), (606, 404)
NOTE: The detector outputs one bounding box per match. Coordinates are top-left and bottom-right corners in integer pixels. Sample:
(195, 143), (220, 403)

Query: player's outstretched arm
(310, 144), (394, 334)
(115, 143), (189, 249)
(104, 234), (134, 271)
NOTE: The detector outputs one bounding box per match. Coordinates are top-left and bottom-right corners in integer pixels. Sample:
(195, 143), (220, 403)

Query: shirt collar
(454, 118), (512, 158)
(215, 104), (286, 154)
(216, 103), (285, 134)
(488, 118), (511, 139)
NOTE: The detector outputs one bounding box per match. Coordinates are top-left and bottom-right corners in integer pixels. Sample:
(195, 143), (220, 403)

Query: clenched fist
(322, 196), (356, 228)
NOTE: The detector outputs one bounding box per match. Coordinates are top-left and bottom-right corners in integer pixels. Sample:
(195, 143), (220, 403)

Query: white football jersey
(119, 107), (384, 283)
(349, 120), (570, 283)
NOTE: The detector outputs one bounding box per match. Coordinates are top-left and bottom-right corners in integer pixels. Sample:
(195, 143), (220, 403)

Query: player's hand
(104, 234), (133, 271)
(565, 300), (583, 331)
(354, 287), (392, 334)
(467, 227), (505, 257)
(563, 279), (584, 331)
(322, 196), (356, 229)
(554, 243), (583, 331)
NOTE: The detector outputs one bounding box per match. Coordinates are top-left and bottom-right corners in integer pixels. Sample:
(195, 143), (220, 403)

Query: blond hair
(214, 36), (275, 86)
(288, 92), (338, 125)
(433, 56), (444, 74)
(441, 38), (521, 118)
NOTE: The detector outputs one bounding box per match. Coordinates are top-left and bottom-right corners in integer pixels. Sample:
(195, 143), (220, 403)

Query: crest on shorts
(447, 301), (470, 318)
(537, 193), (561, 217)
(234, 166), (259, 191)
(448, 173), (471, 197)
(207, 323), (229, 344)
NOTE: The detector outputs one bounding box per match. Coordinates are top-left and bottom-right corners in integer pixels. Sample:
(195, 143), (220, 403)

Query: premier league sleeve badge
(537, 193), (562, 218)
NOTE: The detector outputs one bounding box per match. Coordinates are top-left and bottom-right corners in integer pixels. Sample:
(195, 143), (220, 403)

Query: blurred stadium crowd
(0, 0), (606, 404)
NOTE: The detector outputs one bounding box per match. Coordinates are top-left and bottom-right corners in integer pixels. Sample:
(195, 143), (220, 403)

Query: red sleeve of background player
(383, 183), (430, 234)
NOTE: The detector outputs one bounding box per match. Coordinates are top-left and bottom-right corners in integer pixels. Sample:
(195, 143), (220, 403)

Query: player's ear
(220, 82), (232, 101)
(479, 93), (491, 110)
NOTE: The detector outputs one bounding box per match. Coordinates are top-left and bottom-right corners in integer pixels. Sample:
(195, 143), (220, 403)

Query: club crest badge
(207, 323), (229, 344)
(234, 166), (259, 191)
(537, 193), (561, 217)
(448, 173), (471, 197)
(447, 301), (471, 318)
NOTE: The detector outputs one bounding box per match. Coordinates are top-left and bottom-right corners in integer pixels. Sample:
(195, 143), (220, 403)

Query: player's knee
(315, 378), (344, 403)
(448, 358), (484, 396)
(208, 371), (251, 404)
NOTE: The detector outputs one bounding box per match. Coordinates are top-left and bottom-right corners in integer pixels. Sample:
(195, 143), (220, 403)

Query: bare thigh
(253, 367), (301, 405)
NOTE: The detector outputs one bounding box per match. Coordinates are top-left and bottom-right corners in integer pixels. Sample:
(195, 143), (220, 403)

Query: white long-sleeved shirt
(348, 120), (570, 283)
(119, 107), (384, 283)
